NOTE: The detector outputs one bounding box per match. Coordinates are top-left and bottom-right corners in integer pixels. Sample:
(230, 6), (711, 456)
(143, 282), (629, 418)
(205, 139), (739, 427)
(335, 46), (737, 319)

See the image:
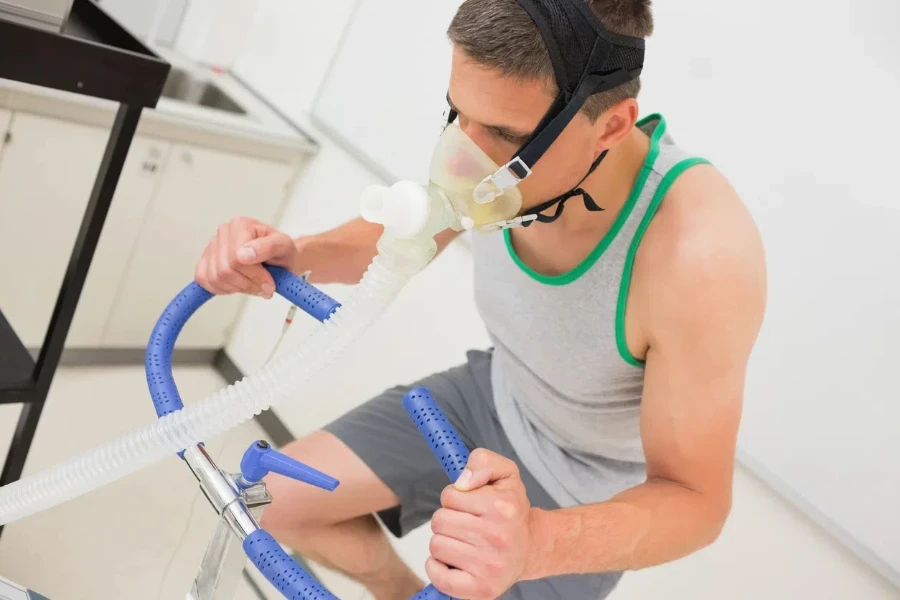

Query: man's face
(446, 47), (605, 210)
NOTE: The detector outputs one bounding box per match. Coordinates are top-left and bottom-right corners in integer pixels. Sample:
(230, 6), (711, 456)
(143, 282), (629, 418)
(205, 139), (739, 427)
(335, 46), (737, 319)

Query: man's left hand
(426, 448), (538, 599)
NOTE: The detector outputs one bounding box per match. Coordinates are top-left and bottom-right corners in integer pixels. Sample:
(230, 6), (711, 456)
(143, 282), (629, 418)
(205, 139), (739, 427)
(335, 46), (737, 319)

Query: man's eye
(495, 130), (524, 144)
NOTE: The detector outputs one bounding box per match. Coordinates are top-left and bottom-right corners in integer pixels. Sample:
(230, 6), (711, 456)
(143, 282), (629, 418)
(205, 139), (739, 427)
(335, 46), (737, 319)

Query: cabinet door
(67, 138), (171, 347)
(103, 144), (293, 348)
(0, 112), (107, 347)
(0, 109), (11, 136)
(94, 0), (187, 46)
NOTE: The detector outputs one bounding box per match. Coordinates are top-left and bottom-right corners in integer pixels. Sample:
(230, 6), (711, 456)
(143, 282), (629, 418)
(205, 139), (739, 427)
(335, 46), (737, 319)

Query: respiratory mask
(363, 0), (646, 236)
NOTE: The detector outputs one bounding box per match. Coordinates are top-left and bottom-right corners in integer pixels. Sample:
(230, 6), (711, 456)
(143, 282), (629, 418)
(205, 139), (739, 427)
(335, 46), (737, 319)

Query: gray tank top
(471, 114), (709, 508)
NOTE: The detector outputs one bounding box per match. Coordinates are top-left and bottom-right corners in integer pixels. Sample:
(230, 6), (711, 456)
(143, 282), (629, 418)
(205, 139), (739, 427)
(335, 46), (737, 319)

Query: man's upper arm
(637, 172), (767, 516)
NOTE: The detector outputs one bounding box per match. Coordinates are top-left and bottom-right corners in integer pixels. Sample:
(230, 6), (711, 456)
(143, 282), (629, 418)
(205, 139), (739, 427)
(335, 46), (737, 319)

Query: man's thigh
(319, 348), (561, 541)
(260, 351), (494, 534)
(266, 349), (624, 598)
(260, 429), (401, 531)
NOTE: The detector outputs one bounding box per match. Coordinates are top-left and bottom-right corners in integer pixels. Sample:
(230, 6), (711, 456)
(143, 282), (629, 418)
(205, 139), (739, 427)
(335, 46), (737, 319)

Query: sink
(160, 69), (247, 116)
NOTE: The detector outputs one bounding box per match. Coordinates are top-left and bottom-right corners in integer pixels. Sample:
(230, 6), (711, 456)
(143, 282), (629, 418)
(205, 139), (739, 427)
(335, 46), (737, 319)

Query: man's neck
(506, 126), (651, 277)
(542, 126), (651, 234)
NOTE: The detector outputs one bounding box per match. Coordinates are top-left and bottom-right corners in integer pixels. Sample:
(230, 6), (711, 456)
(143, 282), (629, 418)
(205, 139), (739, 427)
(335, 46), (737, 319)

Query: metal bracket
(184, 445), (272, 600)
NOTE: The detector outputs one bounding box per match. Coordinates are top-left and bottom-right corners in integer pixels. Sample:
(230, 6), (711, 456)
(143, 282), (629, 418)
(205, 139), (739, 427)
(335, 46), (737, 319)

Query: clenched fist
(194, 216), (299, 299)
(427, 449), (537, 600)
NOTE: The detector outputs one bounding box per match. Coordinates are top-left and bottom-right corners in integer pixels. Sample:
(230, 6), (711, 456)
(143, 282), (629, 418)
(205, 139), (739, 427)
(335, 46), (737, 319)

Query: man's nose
(459, 121), (496, 158)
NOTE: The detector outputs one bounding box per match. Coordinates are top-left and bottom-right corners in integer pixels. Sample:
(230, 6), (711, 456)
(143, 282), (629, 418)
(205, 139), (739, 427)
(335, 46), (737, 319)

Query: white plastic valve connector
(360, 182), (430, 239)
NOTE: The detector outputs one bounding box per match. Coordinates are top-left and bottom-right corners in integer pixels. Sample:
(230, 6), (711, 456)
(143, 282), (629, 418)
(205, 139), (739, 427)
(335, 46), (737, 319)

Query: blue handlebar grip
(411, 585), (453, 600)
(244, 529), (337, 600)
(146, 266), (340, 420)
(146, 281), (214, 418)
(267, 265), (341, 322)
(402, 387), (470, 484)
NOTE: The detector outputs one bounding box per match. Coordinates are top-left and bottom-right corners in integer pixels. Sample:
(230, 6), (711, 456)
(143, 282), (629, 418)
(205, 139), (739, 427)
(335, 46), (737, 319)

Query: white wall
(233, 0), (360, 118)
(223, 1), (899, 597)
(174, 0), (259, 68)
(96, 0), (187, 46)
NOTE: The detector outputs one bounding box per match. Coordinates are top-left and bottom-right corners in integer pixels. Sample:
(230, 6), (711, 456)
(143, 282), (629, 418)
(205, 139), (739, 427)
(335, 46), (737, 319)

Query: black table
(0, 0), (170, 536)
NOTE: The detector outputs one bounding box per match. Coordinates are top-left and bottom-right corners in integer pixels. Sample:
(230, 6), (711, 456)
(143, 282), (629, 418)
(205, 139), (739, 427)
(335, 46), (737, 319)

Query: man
(195, 0), (767, 598)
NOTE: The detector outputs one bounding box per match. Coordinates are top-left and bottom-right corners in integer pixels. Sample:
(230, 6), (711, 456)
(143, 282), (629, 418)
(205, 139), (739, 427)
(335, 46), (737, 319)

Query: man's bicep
(638, 250), (765, 502)
(639, 331), (745, 501)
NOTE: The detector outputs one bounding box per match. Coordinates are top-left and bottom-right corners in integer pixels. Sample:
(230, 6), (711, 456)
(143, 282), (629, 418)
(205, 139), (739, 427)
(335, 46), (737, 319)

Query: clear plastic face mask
(428, 122), (523, 231)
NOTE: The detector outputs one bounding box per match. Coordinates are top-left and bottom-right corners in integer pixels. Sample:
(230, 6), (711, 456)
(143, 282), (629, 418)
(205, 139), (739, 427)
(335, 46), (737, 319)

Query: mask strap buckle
(473, 156), (532, 204)
(477, 214), (539, 233)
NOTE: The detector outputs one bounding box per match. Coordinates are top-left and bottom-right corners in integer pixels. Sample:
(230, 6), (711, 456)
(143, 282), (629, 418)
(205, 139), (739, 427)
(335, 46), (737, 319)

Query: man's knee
(258, 429), (398, 535)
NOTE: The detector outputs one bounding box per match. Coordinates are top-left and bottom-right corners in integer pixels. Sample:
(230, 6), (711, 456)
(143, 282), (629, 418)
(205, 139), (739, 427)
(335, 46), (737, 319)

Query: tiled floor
(0, 365), (372, 600)
(0, 366), (898, 600)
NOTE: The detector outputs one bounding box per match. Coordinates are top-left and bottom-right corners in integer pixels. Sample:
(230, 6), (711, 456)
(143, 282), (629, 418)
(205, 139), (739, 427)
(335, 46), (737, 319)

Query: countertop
(0, 46), (319, 164)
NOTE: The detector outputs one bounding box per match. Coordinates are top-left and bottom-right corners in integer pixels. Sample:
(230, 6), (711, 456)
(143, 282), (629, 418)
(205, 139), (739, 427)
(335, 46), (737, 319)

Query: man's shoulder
(641, 163), (764, 280)
(634, 163), (767, 338)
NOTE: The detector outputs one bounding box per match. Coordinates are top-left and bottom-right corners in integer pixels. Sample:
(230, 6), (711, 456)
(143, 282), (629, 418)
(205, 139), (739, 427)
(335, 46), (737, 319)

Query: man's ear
(594, 98), (640, 156)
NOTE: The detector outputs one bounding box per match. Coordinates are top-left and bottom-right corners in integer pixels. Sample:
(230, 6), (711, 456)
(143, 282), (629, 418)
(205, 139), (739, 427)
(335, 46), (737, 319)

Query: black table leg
(0, 103), (143, 537)
(0, 402), (44, 490)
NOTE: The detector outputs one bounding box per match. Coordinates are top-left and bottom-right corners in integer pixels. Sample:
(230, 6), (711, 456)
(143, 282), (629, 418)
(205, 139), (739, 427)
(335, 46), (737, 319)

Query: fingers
(229, 219), (277, 296)
(441, 485), (495, 516)
(196, 235), (236, 294)
(239, 231), (297, 268)
(193, 217), (288, 298)
(216, 224), (262, 295)
(425, 556), (480, 600)
(442, 481), (526, 524)
(455, 449), (520, 491)
(429, 533), (477, 571)
(431, 507), (484, 547)
(195, 253), (211, 292)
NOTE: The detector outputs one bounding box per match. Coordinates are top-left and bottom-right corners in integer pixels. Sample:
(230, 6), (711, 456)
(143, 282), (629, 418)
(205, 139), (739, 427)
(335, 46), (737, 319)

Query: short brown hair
(447, 0), (654, 121)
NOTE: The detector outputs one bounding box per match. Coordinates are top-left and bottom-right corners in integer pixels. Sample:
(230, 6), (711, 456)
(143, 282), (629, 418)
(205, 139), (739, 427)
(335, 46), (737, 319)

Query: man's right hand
(195, 216), (299, 300)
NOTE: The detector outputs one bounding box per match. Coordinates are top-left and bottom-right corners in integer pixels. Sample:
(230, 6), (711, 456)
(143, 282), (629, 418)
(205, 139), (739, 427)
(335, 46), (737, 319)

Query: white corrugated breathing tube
(0, 181), (457, 526)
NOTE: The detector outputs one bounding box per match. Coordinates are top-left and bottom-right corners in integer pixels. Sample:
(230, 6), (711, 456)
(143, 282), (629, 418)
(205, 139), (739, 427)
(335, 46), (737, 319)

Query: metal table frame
(0, 0), (170, 537)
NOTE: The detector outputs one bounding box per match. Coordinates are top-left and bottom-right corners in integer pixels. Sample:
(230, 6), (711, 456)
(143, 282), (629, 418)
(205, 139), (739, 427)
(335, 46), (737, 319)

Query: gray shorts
(323, 349), (623, 600)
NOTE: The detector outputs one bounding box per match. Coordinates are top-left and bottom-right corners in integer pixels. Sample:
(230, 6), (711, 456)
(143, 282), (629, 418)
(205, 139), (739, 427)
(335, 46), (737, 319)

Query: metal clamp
(184, 444), (271, 600)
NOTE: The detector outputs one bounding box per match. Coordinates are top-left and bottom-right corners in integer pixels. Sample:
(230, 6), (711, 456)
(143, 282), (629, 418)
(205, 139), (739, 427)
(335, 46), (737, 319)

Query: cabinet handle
(2, 132), (10, 145)
(182, 151), (193, 166)
(142, 162), (158, 173)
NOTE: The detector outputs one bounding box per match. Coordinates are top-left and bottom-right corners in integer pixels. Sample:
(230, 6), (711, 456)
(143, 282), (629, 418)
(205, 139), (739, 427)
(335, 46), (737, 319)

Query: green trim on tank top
(615, 157), (713, 368)
(503, 113), (669, 286)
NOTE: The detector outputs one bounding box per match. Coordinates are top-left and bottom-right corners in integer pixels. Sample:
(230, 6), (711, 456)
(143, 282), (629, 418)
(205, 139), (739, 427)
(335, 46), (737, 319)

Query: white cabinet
(67, 138), (171, 347)
(0, 109), (298, 351)
(0, 112), (107, 347)
(0, 109), (11, 136)
(102, 143), (293, 348)
(94, 0), (187, 46)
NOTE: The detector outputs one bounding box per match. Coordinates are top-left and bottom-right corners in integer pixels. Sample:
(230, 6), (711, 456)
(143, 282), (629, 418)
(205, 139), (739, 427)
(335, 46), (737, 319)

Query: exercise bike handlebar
(147, 265), (466, 600)
(241, 386), (463, 600)
(146, 265), (342, 418)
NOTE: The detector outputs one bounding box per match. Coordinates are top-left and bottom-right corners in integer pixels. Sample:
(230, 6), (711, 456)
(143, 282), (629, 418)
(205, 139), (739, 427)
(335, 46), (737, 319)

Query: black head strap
(520, 148), (608, 226)
(443, 0), (646, 228)
(509, 0), (645, 175)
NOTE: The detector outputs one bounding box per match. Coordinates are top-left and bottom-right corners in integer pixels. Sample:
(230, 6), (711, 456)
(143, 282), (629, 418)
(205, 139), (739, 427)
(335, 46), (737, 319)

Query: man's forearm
(292, 217), (383, 285)
(293, 216), (461, 285)
(524, 479), (730, 580)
